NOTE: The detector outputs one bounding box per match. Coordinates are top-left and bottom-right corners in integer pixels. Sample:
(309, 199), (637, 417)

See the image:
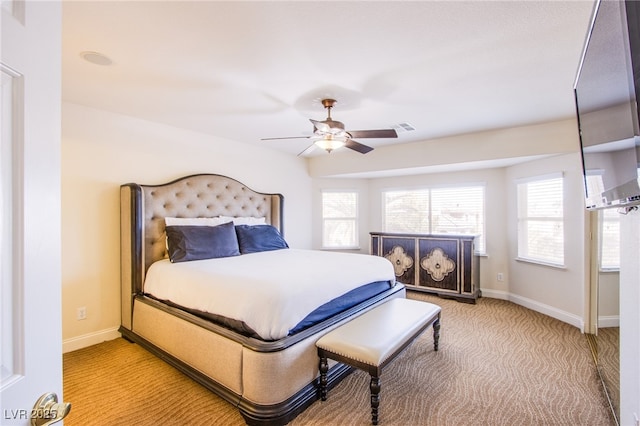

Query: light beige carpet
(597, 327), (620, 421)
(63, 292), (614, 425)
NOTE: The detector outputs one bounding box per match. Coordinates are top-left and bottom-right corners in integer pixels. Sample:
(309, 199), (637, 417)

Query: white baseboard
(598, 315), (620, 328)
(480, 288), (510, 300)
(481, 289), (585, 332)
(63, 327), (121, 353)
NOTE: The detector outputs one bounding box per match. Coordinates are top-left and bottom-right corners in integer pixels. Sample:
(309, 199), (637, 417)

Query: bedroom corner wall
(504, 152), (587, 329)
(61, 102), (312, 352)
(311, 153), (590, 330)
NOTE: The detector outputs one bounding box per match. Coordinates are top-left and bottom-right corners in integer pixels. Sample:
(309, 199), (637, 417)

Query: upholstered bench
(316, 298), (441, 425)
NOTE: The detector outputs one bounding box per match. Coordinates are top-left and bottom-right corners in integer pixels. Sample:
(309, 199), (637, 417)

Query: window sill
(321, 246), (361, 251)
(515, 257), (566, 270)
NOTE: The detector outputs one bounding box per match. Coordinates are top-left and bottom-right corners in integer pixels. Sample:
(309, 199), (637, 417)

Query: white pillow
(220, 216), (267, 226)
(164, 217), (231, 227)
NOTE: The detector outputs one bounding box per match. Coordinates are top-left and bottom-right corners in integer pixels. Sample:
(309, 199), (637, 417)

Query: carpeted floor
(63, 292), (615, 425)
(597, 327), (620, 421)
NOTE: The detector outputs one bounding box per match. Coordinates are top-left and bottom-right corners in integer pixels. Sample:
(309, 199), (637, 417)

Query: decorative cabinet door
(378, 236), (416, 286)
(418, 238), (459, 294)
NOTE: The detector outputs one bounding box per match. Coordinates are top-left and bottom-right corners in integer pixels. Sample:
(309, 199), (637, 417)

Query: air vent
(391, 122), (416, 133)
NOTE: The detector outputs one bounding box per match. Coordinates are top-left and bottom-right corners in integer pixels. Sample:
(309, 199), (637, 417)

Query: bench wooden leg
(319, 357), (329, 401)
(433, 317), (441, 351)
(370, 375), (380, 425)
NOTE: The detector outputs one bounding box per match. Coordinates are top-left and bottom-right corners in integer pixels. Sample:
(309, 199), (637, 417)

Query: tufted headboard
(120, 174), (283, 329)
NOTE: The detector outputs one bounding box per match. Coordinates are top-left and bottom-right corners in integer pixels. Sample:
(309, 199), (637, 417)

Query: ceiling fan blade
(347, 129), (398, 139)
(345, 139), (374, 154)
(297, 143), (317, 156)
(261, 136), (311, 141)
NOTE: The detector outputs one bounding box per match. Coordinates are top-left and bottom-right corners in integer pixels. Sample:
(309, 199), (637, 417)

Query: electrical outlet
(77, 307), (87, 320)
(497, 273), (504, 282)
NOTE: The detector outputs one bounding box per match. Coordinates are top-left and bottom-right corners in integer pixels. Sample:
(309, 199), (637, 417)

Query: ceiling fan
(261, 99), (398, 155)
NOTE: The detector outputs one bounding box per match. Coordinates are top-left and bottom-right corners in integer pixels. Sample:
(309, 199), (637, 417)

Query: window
(322, 191), (358, 249)
(382, 185), (485, 254)
(517, 174), (564, 266)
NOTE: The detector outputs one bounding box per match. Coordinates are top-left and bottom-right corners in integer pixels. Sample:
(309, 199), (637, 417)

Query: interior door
(1, 1), (64, 425)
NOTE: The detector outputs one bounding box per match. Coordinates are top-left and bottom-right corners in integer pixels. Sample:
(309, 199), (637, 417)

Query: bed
(119, 174), (406, 425)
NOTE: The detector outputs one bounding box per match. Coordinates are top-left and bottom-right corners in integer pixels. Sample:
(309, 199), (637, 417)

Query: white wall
(61, 102), (312, 351)
(619, 208), (640, 426)
(505, 153), (587, 329)
(598, 271), (620, 327)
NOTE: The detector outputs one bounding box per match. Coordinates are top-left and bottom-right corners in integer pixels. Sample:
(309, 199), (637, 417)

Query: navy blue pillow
(166, 221), (240, 263)
(235, 225), (289, 254)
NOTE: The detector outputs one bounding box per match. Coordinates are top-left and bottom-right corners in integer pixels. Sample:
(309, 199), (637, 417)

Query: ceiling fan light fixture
(314, 135), (346, 153)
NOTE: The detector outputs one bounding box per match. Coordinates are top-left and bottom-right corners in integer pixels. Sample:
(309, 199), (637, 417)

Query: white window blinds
(382, 190), (430, 234)
(517, 174), (564, 266)
(382, 185), (485, 253)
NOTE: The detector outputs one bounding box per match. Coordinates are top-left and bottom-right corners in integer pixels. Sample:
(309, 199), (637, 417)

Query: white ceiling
(62, 1), (596, 157)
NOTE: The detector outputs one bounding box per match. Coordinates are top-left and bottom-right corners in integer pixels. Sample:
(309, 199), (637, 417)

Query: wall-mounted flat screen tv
(574, 0), (640, 210)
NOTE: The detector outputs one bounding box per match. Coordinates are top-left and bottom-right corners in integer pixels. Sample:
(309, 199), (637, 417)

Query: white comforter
(143, 249), (395, 340)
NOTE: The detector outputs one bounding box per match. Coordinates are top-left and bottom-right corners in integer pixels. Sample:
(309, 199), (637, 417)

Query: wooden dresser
(370, 232), (480, 303)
